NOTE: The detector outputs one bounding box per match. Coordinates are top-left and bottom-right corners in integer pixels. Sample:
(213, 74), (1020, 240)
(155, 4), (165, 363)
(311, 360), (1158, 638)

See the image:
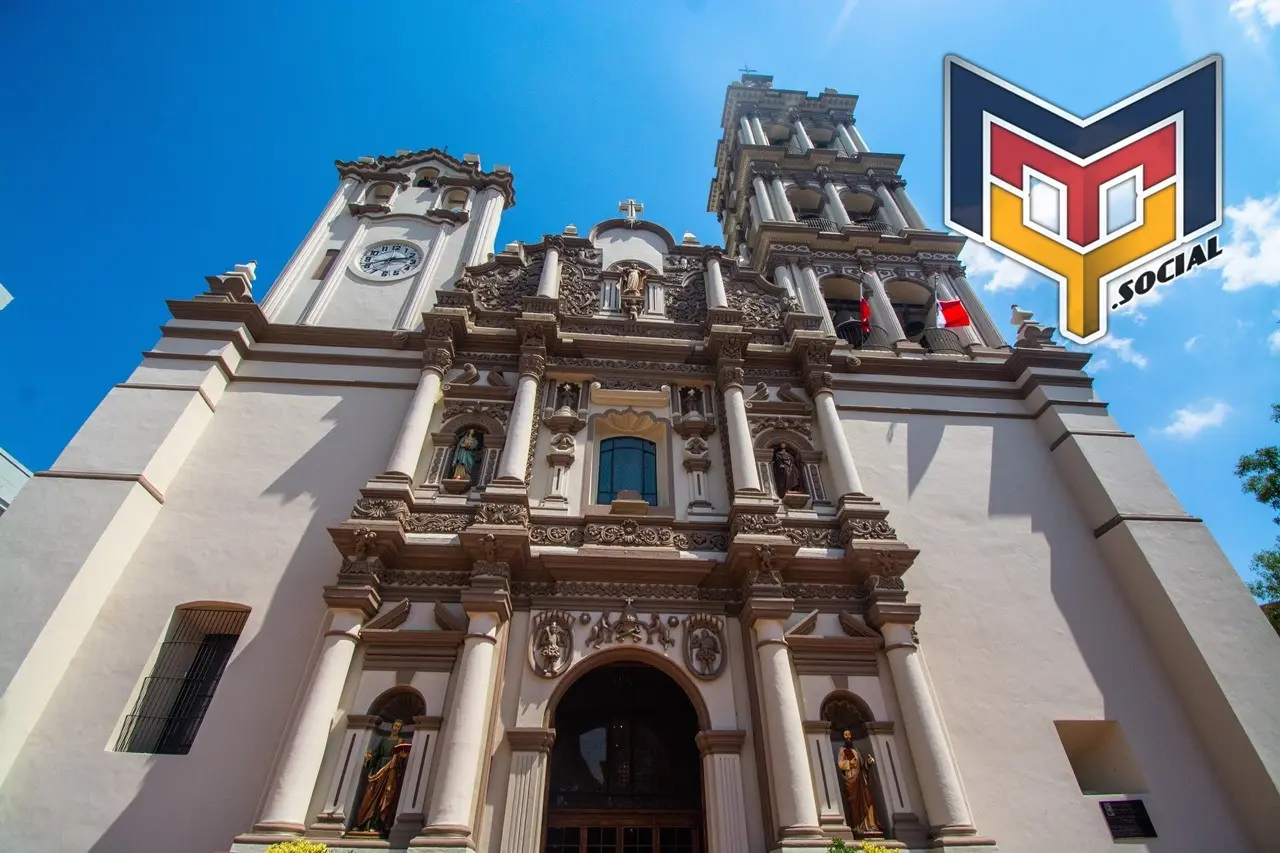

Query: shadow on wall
(985, 422), (1242, 848)
(84, 387), (404, 853)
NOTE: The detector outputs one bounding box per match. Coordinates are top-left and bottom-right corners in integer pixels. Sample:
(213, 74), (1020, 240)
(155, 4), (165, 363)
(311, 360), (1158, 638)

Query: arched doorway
(544, 662), (704, 853)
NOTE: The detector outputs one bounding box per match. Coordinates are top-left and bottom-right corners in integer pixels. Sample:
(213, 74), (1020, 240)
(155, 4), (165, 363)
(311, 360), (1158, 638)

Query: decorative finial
(1010, 304), (1035, 327)
(619, 198), (644, 223)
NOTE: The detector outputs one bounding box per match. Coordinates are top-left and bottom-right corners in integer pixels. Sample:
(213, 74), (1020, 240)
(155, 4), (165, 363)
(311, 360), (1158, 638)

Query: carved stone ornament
(840, 518), (897, 542)
(443, 401), (511, 428)
(587, 598), (674, 649)
(664, 272), (708, 324)
(351, 526), (377, 559)
(424, 347), (454, 375)
(732, 512), (783, 536)
(353, 498), (410, 523)
(472, 503), (530, 527)
(557, 263), (600, 317)
(727, 279), (789, 328)
(584, 520), (674, 547)
(423, 316), (454, 342)
(683, 613), (727, 680)
(454, 265), (535, 312)
(748, 415), (813, 439)
(719, 339), (745, 362)
(404, 512), (473, 533)
(518, 352), (547, 380)
(717, 365), (745, 390)
(471, 533), (511, 579)
(529, 609), (575, 678)
(597, 376), (666, 392)
(804, 370), (833, 397)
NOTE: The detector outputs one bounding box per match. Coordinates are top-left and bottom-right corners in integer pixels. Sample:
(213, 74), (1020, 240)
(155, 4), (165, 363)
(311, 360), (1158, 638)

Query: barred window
(115, 604), (249, 755)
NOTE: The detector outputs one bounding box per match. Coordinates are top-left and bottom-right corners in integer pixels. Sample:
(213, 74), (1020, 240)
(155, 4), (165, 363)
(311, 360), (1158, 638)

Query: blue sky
(1, 0), (1278, 589)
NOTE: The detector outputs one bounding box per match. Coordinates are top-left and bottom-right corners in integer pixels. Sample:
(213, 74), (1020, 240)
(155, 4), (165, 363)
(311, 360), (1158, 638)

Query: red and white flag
(937, 299), (971, 328)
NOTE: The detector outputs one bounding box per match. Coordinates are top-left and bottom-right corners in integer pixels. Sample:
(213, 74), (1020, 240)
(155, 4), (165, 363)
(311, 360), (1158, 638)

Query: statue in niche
(619, 265), (647, 300)
(771, 443), (805, 495)
(556, 382), (579, 412)
(533, 620), (570, 676)
(680, 386), (704, 416)
(837, 730), (882, 837)
(450, 428), (483, 482)
(352, 720), (412, 836)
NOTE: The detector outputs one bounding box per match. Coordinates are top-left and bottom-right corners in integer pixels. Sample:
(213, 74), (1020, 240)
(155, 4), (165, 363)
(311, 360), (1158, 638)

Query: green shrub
(263, 842), (328, 853)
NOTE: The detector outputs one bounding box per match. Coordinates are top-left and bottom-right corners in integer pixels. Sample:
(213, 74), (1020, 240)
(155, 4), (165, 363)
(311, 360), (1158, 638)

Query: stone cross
(618, 199), (644, 222)
(623, 596), (636, 608)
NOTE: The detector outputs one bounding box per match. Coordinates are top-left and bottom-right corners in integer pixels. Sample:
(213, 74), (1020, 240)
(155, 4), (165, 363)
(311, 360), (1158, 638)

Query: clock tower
(260, 150), (514, 330)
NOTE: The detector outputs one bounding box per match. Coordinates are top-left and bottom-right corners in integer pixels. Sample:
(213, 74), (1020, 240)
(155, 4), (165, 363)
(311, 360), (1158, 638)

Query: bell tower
(259, 149), (515, 331)
(707, 72), (1005, 353)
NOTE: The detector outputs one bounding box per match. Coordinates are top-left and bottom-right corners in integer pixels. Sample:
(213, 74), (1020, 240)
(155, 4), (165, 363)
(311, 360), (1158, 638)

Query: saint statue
(837, 730), (882, 837)
(556, 382), (579, 412)
(680, 386), (704, 416)
(353, 720), (413, 836)
(771, 443), (804, 495)
(450, 429), (482, 481)
(535, 622), (568, 675)
(620, 265), (647, 300)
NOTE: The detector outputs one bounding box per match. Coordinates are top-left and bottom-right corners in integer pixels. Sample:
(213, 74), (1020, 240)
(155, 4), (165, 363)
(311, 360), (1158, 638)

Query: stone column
(536, 242), (561, 298)
(837, 124), (864, 156)
(497, 728), (556, 853)
(891, 182), (927, 230)
(859, 266), (906, 342)
(740, 116), (758, 145)
(774, 264), (799, 304)
(753, 177), (777, 222)
(797, 264), (834, 335)
(947, 266), (1006, 348)
(262, 177), (360, 319)
(743, 596), (825, 847)
(822, 182), (852, 227)
(848, 122), (871, 153)
(416, 591), (510, 849)
(928, 271), (982, 347)
(751, 115), (768, 146)
(803, 721), (848, 832)
(806, 373), (864, 497)
(771, 178), (797, 222)
(874, 183), (908, 234)
(717, 364), (763, 494)
(383, 346), (452, 481)
(697, 731), (752, 853)
(871, 612), (978, 840)
(792, 118), (814, 153)
(705, 251), (729, 309)
(865, 721), (917, 830)
(252, 604), (371, 835)
(493, 351), (545, 485)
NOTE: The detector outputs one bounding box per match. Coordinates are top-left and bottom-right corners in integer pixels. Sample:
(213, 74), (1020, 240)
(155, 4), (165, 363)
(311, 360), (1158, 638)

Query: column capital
(461, 583), (512, 624)
(543, 235), (566, 253)
(696, 730), (747, 756)
(518, 351), (547, 380)
(803, 719), (834, 735)
(804, 370), (833, 398)
(322, 584), (381, 619)
(742, 593), (795, 625)
(717, 364), (745, 390)
(507, 727), (556, 753)
(423, 345), (453, 377)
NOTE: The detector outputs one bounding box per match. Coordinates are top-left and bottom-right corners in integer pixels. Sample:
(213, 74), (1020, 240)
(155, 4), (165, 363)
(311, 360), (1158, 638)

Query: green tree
(1235, 403), (1280, 633)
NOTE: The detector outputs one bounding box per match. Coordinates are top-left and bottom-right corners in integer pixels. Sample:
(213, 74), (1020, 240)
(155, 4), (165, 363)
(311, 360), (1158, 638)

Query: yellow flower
(263, 842), (328, 853)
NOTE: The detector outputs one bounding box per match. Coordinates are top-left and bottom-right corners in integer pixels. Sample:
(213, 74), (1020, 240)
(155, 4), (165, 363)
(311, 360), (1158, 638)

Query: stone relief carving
(558, 264), (599, 317)
(748, 415), (813, 439)
(404, 512), (473, 533)
(597, 376), (666, 392)
(840, 518), (897, 542)
(732, 512), (783, 536)
(727, 279), (789, 327)
(782, 526), (842, 548)
(584, 520), (674, 547)
(454, 265), (535, 312)
(529, 525), (586, 547)
(512, 581), (740, 601)
(529, 609), (575, 678)
(683, 613), (726, 680)
(442, 402), (511, 428)
(353, 498), (410, 522)
(664, 272), (707, 324)
(587, 598), (674, 649)
(472, 503), (530, 527)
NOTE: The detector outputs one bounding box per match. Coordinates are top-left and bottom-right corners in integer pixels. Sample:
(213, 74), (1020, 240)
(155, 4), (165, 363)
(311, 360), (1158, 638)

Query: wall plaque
(1099, 800), (1156, 839)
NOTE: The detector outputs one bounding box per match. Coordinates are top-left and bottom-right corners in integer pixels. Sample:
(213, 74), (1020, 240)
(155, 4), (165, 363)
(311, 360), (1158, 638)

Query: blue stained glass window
(597, 437), (658, 505)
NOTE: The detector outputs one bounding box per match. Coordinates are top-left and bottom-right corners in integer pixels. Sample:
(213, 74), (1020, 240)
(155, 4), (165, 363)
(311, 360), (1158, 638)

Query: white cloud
(1231, 0), (1280, 41)
(1159, 399), (1232, 438)
(1219, 193), (1280, 291)
(1091, 336), (1149, 369)
(1268, 326), (1280, 353)
(1087, 357), (1111, 372)
(1184, 334), (1201, 351)
(959, 242), (1037, 292)
(823, 0), (858, 49)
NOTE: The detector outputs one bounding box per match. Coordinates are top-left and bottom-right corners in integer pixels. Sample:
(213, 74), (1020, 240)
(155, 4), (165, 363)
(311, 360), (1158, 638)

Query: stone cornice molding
(336, 147), (517, 207)
(695, 730), (747, 755)
(507, 727), (556, 753)
(322, 584), (382, 619)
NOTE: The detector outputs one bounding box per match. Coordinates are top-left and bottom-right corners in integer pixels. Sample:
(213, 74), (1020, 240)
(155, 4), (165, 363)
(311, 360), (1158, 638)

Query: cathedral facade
(1, 74), (1277, 853)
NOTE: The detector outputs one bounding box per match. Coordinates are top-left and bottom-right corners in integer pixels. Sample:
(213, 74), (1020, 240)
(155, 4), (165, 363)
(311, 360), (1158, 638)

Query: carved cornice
(335, 148), (517, 207)
(512, 581), (741, 601)
(508, 727), (557, 753)
(695, 730), (746, 755)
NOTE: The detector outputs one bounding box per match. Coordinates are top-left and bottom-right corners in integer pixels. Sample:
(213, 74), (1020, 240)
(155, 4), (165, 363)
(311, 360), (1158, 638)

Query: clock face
(358, 242), (422, 279)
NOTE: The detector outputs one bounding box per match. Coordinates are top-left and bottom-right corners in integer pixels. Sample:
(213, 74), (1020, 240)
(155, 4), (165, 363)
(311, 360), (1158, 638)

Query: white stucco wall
(0, 381), (411, 853)
(838, 407), (1253, 851)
